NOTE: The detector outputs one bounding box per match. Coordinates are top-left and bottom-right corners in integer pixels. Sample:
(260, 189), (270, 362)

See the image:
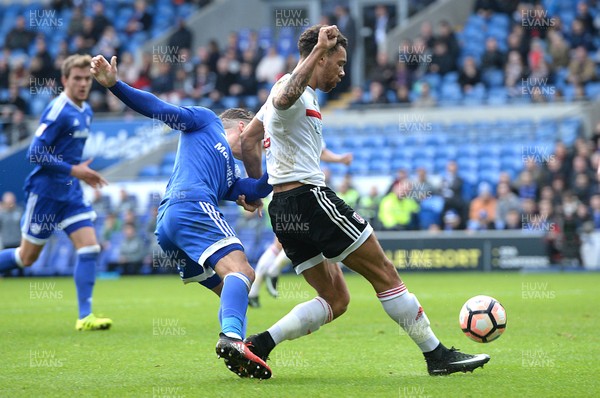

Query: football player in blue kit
(90, 54), (273, 379)
(0, 54), (112, 331)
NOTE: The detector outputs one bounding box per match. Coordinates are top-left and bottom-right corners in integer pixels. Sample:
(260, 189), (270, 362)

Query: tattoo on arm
(273, 67), (312, 110)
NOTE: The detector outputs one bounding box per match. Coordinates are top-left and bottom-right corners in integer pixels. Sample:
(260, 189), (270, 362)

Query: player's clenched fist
(316, 25), (340, 51)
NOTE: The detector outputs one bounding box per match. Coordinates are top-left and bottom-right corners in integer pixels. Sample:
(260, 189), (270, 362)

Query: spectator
(504, 51), (526, 92)
(229, 62), (258, 96)
(567, 46), (596, 85)
(504, 209), (522, 230)
(495, 181), (521, 229)
(169, 19), (193, 51)
(117, 188), (136, 215)
(378, 181), (420, 230)
(468, 182), (497, 230)
(442, 209), (461, 231)
(527, 39), (549, 81)
(367, 5), (394, 64)
(412, 81), (436, 107)
(546, 30), (570, 70)
(428, 40), (455, 75)
(576, 1), (596, 35)
(357, 186), (381, 226)
(348, 86), (366, 108)
(101, 212), (122, 251)
(393, 61), (412, 92)
(2, 86), (28, 115)
(369, 52), (395, 87)
(93, 26), (121, 59)
(4, 109), (29, 145)
(214, 57), (237, 97)
(117, 223), (145, 275)
(91, 1), (112, 42)
(436, 20), (460, 62)
(367, 81), (389, 104)
(0, 192), (23, 251)
(440, 160), (465, 222)
(190, 63), (216, 99)
(151, 63), (175, 95)
(333, 5), (356, 93)
(5, 16), (35, 51)
(418, 21), (435, 49)
(396, 84), (411, 104)
(125, 0), (153, 35)
(0, 59), (9, 89)
(255, 47), (285, 85)
(481, 37), (506, 71)
(567, 19), (593, 51)
(458, 56), (481, 92)
(119, 52), (140, 85)
(67, 7), (85, 37)
(81, 17), (98, 52)
(411, 167), (435, 201)
(516, 170), (538, 200)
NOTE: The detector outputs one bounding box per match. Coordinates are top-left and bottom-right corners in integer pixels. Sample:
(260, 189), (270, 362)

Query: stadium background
(1, 0), (600, 276)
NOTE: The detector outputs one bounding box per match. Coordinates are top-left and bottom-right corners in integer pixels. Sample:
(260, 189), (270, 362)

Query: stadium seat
(139, 165), (160, 177)
(419, 195), (445, 229)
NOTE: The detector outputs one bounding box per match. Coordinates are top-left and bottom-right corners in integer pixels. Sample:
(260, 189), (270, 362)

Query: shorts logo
(263, 137), (271, 149)
(352, 212), (365, 224)
(415, 306), (423, 321)
(30, 223), (42, 235)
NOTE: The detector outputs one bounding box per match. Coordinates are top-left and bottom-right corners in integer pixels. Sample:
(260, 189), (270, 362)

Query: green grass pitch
(1, 272), (599, 397)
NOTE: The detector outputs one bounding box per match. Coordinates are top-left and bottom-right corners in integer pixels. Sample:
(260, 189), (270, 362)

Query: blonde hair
(61, 54), (92, 78)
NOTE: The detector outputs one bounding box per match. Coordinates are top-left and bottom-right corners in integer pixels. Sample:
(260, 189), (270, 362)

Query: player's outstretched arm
(320, 148), (353, 165)
(71, 158), (108, 189)
(224, 172), (272, 203)
(272, 25), (340, 110)
(91, 55), (199, 131)
(240, 116), (265, 178)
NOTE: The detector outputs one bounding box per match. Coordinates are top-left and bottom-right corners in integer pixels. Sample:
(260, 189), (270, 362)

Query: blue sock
(0, 248), (21, 273)
(220, 272), (251, 340)
(74, 246), (100, 319)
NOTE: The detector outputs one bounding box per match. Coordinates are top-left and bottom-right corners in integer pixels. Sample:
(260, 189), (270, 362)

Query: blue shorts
(155, 200), (244, 288)
(21, 192), (96, 245)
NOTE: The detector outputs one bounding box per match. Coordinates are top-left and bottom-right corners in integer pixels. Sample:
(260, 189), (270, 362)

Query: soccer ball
(459, 295), (507, 343)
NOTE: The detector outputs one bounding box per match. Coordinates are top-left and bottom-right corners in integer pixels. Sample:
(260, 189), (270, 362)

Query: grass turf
(1, 272), (598, 397)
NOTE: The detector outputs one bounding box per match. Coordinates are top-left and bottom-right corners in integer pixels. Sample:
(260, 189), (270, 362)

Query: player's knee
(18, 249), (39, 267)
(323, 290), (349, 319)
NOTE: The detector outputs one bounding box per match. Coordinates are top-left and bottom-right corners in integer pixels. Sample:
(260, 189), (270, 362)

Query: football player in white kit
(240, 25), (490, 376)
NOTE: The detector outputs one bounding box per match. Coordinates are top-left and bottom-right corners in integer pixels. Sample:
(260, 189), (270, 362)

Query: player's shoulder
(43, 93), (69, 122)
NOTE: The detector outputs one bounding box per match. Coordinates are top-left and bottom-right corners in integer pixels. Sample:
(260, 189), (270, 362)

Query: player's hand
(71, 158), (108, 189)
(236, 195), (264, 217)
(316, 25), (340, 52)
(341, 153), (353, 165)
(90, 55), (118, 88)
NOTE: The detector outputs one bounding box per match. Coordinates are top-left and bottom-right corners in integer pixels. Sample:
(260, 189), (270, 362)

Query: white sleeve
(256, 104), (266, 122)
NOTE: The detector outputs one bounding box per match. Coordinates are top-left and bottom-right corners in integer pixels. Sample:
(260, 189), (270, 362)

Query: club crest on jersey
(352, 212), (365, 224)
(73, 118), (80, 126)
(263, 137), (271, 149)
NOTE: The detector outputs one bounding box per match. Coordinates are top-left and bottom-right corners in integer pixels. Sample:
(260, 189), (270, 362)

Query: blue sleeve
(28, 118), (72, 175)
(109, 80), (216, 132)
(224, 172), (272, 202)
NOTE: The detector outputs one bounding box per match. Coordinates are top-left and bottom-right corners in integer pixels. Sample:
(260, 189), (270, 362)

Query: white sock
(249, 245), (279, 298)
(267, 250), (290, 277)
(267, 297), (332, 344)
(377, 283), (440, 352)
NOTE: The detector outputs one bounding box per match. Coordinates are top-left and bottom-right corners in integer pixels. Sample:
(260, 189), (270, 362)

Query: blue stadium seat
(139, 165), (160, 177)
(162, 152), (177, 165)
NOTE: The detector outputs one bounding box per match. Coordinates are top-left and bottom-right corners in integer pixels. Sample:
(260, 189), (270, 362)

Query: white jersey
(258, 74), (326, 186)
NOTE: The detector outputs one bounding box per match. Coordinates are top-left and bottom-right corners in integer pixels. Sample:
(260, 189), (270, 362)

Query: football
(459, 295), (507, 343)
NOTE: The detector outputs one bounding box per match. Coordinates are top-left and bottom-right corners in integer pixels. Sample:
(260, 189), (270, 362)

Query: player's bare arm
(320, 148), (353, 165)
(71, 158), (108, 188)
(240, 116), (265, 178)
(272, 25), (340, 110)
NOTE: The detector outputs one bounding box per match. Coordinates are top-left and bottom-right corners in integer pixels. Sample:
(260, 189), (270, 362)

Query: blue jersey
(164, 108), (240, 206)
(24, 93), (93, 202)
(109, 81), (240, 207)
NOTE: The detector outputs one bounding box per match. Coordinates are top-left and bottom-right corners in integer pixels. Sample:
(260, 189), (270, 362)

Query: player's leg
(248, 237), (281, 306)
(319, 185), (490, 375)
(0, 193), (50, 273)
(67, 220), (112, 331)
(264, 247), (290, 297)
(246, 259), (349, 361)
(157, 201), (270, 379)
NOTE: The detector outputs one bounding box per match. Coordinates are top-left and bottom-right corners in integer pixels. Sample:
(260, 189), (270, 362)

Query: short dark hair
(298, 25), (348, 58)
(219, 108), (254, 129)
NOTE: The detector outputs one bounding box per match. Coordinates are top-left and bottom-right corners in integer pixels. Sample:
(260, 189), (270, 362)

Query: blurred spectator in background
(442, 209), (461, 231)
(5, 15), (35, 51)
(101, 212), (122, 251)
(125, 0), (153, 35)
(0, 192), (23, 250)
(516, 170), (538, 200)
(546, 30), (570, 70)
(91, 1), (111, 42)
(567, 19), (593, 51)
(495, 182), (521, 229)
(68, 7), (84, 37)
(117, 188), (136, 215)
(440, 160), (465, 224)
(370, 52), (395, 88)
(411, 167), (435, 201)
(428, 41), (455, 76)
(2, 86), (28, 115)
(357, 186), (381, 227)
(458, 56), (481, 93)
(412, 81), (436, 107)
(169, 18), (193, 51)
(378, 180), (420, 230)
(436, 20), (460, 62)
(333, 5), (355, 93)
(367, 81), (389, 104)
(119, 52), (140, 85)
(4, 109), (29, 145)
(503, 209), (522, 230)
(505, 51), (526, 94)
(468, 182), (497, 230)
(255, 47), (285, 85)
(116, 223), (145, 275)
(567, 46), (596, 85)
(481, 37), (505, 71)
(337, 175), (361, 209)
(93, 26), (121, 59)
